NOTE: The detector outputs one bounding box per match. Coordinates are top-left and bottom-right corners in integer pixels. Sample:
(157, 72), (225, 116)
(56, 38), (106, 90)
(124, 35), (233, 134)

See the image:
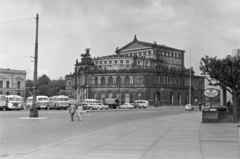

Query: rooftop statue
(81, 48), (91, 58)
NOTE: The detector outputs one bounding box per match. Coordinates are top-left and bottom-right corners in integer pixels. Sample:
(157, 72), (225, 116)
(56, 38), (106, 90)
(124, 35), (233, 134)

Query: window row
(158, 76), (184, 85)
(0, 81), (21, 89)
(95, 59), (131, 65)
(161, 52), (182, 58)
(94, 76), (130, 85)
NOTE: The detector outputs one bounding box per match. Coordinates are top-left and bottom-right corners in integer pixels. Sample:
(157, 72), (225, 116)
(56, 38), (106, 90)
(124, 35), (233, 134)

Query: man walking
(69, 103), (76, 121)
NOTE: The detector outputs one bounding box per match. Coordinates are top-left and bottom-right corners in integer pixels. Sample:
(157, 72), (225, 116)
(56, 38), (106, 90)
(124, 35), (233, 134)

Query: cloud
(1, 0), (240, 80)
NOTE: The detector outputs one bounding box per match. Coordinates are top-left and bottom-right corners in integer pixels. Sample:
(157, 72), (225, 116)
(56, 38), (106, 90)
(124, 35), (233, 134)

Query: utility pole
(189, 50), (191, 105)
(30, 14), (39, 117)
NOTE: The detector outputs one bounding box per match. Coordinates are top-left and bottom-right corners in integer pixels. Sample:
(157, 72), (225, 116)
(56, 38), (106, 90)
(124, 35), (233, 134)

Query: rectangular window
(138, 61), (140, 64)
(145, 62), (148, 66)
(139, 52), (142, 56)
(126, 60), (129, 64)
(143, 52), (146, 56)
(96, 61), (98, 65)
(120, 60), (123, 64)
(104, 61), (107, 64)
(109, 60), (112, 64)
(100, 61), (102, 64)
(115, 60), (117, 64)
(148, 51), (151, 55)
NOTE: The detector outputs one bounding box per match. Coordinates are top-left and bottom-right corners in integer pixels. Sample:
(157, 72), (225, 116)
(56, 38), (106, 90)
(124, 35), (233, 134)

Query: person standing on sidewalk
(76, 105), (83, 121)
(69, 103), (76, 121)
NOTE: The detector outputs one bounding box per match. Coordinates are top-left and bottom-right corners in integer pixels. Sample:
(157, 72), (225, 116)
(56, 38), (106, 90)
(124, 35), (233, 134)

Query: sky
(0, 0), (240, 81)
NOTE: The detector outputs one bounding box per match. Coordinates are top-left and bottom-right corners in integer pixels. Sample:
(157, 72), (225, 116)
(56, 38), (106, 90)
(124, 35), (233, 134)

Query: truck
(103, 98), (119, 109)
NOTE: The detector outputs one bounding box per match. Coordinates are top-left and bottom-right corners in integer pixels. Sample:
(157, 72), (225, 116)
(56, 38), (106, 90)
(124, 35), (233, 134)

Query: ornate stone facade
(65, 36), (205, 105)
(0, 68), (27, 98)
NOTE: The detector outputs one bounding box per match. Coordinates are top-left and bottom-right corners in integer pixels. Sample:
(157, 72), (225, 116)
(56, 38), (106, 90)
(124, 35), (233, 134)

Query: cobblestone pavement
(0, 106), (185, 157)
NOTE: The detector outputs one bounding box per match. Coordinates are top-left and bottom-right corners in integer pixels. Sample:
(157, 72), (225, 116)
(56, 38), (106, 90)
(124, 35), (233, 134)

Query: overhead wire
(0, 18), (35, 24)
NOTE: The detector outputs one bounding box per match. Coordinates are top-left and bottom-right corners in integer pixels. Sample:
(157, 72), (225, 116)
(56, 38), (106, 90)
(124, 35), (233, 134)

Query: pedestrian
(69, 103), (76, 121)
(76, 105), (83, 121)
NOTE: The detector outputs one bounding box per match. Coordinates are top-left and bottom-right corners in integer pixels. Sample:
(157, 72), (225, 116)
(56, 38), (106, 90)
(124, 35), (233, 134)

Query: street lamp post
(30, 14), (39, 117)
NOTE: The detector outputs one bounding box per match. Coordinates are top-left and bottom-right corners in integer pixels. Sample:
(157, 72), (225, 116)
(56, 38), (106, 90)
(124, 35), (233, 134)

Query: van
(82, 99), (98, 106)
(133, 100), (149, 108)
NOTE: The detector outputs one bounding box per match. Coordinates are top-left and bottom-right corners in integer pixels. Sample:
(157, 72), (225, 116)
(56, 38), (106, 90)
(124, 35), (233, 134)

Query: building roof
(116, 35), (185, 53)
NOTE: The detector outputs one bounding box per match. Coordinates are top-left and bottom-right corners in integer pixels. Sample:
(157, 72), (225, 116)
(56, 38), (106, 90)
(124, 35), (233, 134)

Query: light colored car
(185, 104), (194, 111)
(133, 100), (149, 108)
(130, 103), (144, 109)
(119, 103), (134, 109)
(91, 103), (103, 110)
(81, 103), (93, 110)
(97, 102), (109, 110)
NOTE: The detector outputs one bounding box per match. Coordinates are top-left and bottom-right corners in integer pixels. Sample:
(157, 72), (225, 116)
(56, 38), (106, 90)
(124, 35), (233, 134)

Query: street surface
(0, 106), (186, 157)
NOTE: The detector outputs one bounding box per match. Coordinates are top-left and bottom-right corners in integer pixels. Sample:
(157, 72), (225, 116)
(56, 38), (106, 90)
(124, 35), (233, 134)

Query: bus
(48, 95), (70, 110)
(6, 95), (23, 110)
(27, 96), (49, 110)
(0, 94), (6, 110)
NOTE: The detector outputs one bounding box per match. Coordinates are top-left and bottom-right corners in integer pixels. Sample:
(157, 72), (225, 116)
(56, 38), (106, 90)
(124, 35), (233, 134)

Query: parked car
(133, 100), (149, 108)
(119, 103), (134, 109)
(185, 104), (194, 111)
(91, 103), (103, 110)
(81, 103), (93, 110)
(131, 103), (144, 109)
(97, 102), (109, 110)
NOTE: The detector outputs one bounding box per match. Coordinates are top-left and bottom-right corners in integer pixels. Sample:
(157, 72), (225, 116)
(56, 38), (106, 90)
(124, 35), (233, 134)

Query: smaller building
(232, 49), (240, 56)
(0, 68), (27, 98)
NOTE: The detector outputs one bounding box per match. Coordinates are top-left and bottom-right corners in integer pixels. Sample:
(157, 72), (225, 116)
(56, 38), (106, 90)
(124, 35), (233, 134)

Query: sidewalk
(5, 112), (240, 159)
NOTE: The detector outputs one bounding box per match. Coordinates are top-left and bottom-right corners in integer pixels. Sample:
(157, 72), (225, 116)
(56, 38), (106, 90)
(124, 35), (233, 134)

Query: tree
(199, 55), (240, 123)
(38, 74), (51, 86)
(26, 79), (33, 98)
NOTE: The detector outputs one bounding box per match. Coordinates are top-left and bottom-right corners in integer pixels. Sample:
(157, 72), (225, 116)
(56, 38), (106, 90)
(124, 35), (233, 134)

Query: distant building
(0, 68), (27, 98)
(65, 36), (205, 105)
(232, 49), (240, 56)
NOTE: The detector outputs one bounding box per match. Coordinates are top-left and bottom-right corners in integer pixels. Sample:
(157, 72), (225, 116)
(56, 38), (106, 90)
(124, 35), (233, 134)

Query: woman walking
(76, 105), (83, 121)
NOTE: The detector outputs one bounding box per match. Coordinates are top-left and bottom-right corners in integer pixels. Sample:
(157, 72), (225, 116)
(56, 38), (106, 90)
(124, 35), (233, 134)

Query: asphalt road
(0, 106), (187, 157)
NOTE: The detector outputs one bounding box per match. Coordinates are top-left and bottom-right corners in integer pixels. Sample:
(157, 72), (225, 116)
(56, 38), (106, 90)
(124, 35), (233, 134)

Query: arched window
(6, 81), (10, 88)
(0, 81), (3, 88)
(125, 93), (130, 103)
(116, 77), (121, 85)
(101, 77), (105, 85)
(108, 93), (113, 98)
(94, 92), (98, 99)
(17, 81), (21, 89)
(94, 77), (98, 85)
(125, 76), (130, 85)
(108, 77), (113, 85)
(101, 93), (105, 103)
